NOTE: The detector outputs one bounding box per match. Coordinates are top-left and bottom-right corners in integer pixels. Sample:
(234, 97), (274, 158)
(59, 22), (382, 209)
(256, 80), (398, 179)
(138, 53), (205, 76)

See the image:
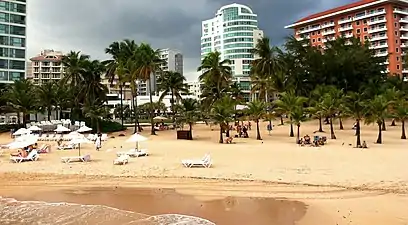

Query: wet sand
(0, 173), (407, 225)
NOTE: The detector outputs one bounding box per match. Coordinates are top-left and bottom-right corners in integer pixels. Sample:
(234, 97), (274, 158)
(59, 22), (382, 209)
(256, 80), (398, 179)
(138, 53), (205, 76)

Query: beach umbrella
(28, 125), (42, 131)
(15, 134), (39, 143)
(13, 128), (31, 136)
(54, 125), (70, 133)
(77, 125), (92, 133)
(67, 131), (83, 139)
(126, 133), (147, 150)
(69, 136), (92, 156)
(153, 116), (167, 120)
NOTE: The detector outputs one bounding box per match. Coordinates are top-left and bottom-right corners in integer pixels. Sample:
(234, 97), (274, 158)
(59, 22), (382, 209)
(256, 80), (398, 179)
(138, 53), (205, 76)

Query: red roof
(30, 55), (63, 62)
(296, 0), (380, 23)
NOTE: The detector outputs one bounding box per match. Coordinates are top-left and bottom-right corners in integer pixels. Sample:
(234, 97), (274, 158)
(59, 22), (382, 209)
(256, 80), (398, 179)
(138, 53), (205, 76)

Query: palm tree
(82, 98), (109, 133)
(392, 98), (408, 139)
(229, 82), (243, 122)
(309, 85), (329, 132)
(157, 71), (189, 124)
(81, 60), (108, 104)
(36, 81), (56, 121)
(365, 95), (390, 144)
(134, 43), (164, 135)
(291, 106), (308, 144)
(5, 79), (37, 126)
(250, 73), (273, 101)
(345, 92), (367, 147)
(318, 88), (342, 139)
(61, 51), (90, 87)
(246, 100), (267, 140)
(251, 37), (284, 79)
(177, 98), (200, 136)
(211, 96), (234, 143)
(275, 91), (308, 137)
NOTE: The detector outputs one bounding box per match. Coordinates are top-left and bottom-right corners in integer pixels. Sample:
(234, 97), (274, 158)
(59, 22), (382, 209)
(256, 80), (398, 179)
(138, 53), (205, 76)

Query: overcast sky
(27, 0), (355, 81)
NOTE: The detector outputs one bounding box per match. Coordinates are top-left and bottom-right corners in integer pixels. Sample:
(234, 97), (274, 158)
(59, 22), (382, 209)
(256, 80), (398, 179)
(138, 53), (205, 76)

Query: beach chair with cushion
(61, 154), (91, 163)
(181, 153), (212, 168)
(57, 143), (77, 150)
(101, 134), (108, 141)
(10, 150), (39, 163)
(37, 144), (51, 153)
(113, 154), (130, 165)
(116, 149), (148, 157)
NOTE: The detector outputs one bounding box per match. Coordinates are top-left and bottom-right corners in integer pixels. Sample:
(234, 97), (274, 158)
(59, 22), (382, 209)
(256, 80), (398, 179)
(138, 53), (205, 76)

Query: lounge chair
(37, 144), (50, 153)
(57, 143), (77, 150)
(10, 150), (39, 163)
(101, 134), (108, 141)
(181, 153), (212, 168)
(61, 154), (91, 163)
(116, 149), (148, 157)
(113, 154), (129, 165)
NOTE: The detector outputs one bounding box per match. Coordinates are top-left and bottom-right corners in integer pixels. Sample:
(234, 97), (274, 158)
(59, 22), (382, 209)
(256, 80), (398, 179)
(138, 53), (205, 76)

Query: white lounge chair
(57, 143), (77, 150)
(113, 154), (129, 165)
(101, 133), (108, 141)
(116, 149), (148, 157)
(181, 153), (212, 168)
(10, 150), (39, 163)
(61, 154), (91, 163)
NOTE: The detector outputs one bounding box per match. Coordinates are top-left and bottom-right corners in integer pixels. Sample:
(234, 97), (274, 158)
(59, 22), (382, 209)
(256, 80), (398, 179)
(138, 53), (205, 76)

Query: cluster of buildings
(1, 0), (407, 106)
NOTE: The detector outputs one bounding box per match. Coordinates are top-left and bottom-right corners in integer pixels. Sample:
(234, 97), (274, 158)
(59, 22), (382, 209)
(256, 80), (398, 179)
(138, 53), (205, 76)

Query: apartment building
(186, 81), (202, 99)
(0, 0), (27, 83)
(28, 50), (64, 85)
(285, 0), (408, 76)
(201, 3), (264, 102)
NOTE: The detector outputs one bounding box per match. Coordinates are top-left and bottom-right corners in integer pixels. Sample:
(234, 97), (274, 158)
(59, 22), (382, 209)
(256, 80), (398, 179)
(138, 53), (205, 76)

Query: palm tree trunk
(401, 120), (406, 139)
(171, 91), (175, 124)
(35, 113), (38, 122)
(22, 112), (26, 127)
(391, 119), (396, 126)
(17, 112), (21, 125)
(318, 117), (323, 132)
(134, 91), (141, 133)
(96, 119), (100, 133)
(289, 118), (294, 137)
(226, 122), (230, 137)
(148, 79), (156, 135)
(376, 122), (382, 144)
(296, 124), (300, 144)
(47, 107), (51, 121)
(329, 117), (336, 139)
(339, 118), (344, 130)
(382, 120), (386, 131)
(219, 125), (223, 143)
(256, 120), (261, 140)
(132, 92), (137, 134)
(356, 119), (361, 147)
(280, 116), (284, 125)
(120, 84), (124, 128)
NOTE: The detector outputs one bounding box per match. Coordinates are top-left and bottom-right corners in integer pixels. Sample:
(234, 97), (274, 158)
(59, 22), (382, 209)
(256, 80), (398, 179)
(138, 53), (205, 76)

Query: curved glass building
(201, 3), (263, 102)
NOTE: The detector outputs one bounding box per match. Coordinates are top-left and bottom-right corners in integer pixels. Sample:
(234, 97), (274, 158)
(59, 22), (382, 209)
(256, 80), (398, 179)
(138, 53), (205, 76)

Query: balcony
(365, 9), (386, 18)
(296, 35), (310, 41)
(401, 17), (408, 23)
(370, 35), (387, 41)
(344, 33), (354, 38)
(394, 8), (408, 15)
(338, 18), (353, 24)
(322, 30), (335, 35)
(368, 26), (387, 34)
(321, 22), (335, 28)
(369, 43), (388, 49)
(401, 42), (408, 48)
(401, 35), (408, 40)
(401, 26), (408, 32)
(367, 18), (386, 25)
(338, 26), (353, 32)
(375, 51), (388, 57)
(298, 25), (321, 34)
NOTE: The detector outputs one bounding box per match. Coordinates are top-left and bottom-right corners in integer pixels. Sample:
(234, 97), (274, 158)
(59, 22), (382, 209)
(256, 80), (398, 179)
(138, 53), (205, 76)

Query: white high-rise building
(27, 50), (64, 85)
(200, 3), (263, 102)
(159, 48), (183, 75)
(0, 0), (26, 83)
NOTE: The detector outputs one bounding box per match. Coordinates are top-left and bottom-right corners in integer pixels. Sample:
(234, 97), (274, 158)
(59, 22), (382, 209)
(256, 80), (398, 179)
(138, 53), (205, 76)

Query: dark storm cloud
(27, 0), (353, 79)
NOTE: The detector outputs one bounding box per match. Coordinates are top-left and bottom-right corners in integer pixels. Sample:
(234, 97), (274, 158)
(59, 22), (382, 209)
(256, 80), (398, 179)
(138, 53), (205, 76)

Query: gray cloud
(27, 0), (352, 80)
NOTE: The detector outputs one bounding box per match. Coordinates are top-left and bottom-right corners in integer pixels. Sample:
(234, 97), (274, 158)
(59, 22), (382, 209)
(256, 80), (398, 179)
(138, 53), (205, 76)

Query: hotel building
(201, 3), (264, 102)
(0, 0), (26, 83)
(285, 0), (408, 76)
(27, 49), (64, 85)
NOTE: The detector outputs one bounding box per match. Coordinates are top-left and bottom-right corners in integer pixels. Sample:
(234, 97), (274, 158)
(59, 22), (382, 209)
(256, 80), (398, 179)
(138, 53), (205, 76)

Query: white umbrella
(54, 125), (70, 133)
(15, 134), (38, 143)
(28, 125), (42, 131)
(67, 131), (83, 138)
(13, 128), (31, 136)
(153, 116), (167, 120)
(69, 137), (92, 156)
(7, 141), (32, 149)
(126, 133), (147, 150)
(77, 125), (92, 133)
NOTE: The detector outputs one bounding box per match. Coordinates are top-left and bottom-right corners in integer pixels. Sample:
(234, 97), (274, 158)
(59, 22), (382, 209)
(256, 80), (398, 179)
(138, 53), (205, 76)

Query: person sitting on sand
(10, 149), (27, 157)
(225, 136), (234, 144)
(304, 135), (311, 145)
(362, 141), (368, 149)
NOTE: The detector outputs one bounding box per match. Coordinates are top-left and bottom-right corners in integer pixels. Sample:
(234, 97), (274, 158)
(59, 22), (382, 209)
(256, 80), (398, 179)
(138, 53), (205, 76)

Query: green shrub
(0, 124), (20, 133)
(84, 119), (126, 133)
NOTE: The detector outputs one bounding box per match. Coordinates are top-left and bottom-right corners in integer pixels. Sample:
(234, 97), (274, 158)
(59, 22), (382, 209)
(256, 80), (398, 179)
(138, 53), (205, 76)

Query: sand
(0, 119), (407, 224)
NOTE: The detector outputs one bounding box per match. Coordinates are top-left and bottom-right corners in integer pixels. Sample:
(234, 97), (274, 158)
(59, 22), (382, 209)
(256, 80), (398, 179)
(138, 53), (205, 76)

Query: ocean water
(0, 197), (216, 225)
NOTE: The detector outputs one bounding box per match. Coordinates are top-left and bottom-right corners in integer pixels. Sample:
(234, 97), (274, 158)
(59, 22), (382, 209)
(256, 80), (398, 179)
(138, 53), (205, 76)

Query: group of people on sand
(298, 135), (327, 147)
(222, 122), (252, 144)
(10, 143), (38, 157)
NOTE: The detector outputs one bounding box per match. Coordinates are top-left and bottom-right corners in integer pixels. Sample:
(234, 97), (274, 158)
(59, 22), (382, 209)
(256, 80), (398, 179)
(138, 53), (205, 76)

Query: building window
(364, 35), (368, 40)
(397, 65), (400, 69)
(397, 56), (400, 61)
(394, 14), (397, 19)
(363, 20), (367, 24)
(312, 32), (315, 35)
(395, 22), (398, 27)
(318, 38), (321, 41)
(395, 31), (398, 35)
(396, 48), (399, 52)
(356, 21), (360, 25)
(364, 27), (367, 32)
(312, 39), (316, 43)
(357, 29), (361, 34)
(317, 30), (320, 34)
(396, 40), (399, 44)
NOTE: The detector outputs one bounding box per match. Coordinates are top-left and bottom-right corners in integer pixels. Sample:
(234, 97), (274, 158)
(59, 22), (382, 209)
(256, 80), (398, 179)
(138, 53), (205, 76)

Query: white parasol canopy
(153, 116), (167, 120)
(67, 131), (83, 138)
(54, 125), (70, 133)
(13, 128), (31, 136)
(7, 135), (38, 149)
(69, 136), (92, 156)
(126, 133), (147, 150)
(15, 134), (39, 143)
(77, 125), (92, 133)
(28, 125), (42, 131)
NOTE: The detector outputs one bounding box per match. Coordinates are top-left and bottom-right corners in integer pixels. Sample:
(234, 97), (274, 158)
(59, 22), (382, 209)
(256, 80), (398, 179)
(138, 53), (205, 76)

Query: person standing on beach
(95, 133), (102, 151)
